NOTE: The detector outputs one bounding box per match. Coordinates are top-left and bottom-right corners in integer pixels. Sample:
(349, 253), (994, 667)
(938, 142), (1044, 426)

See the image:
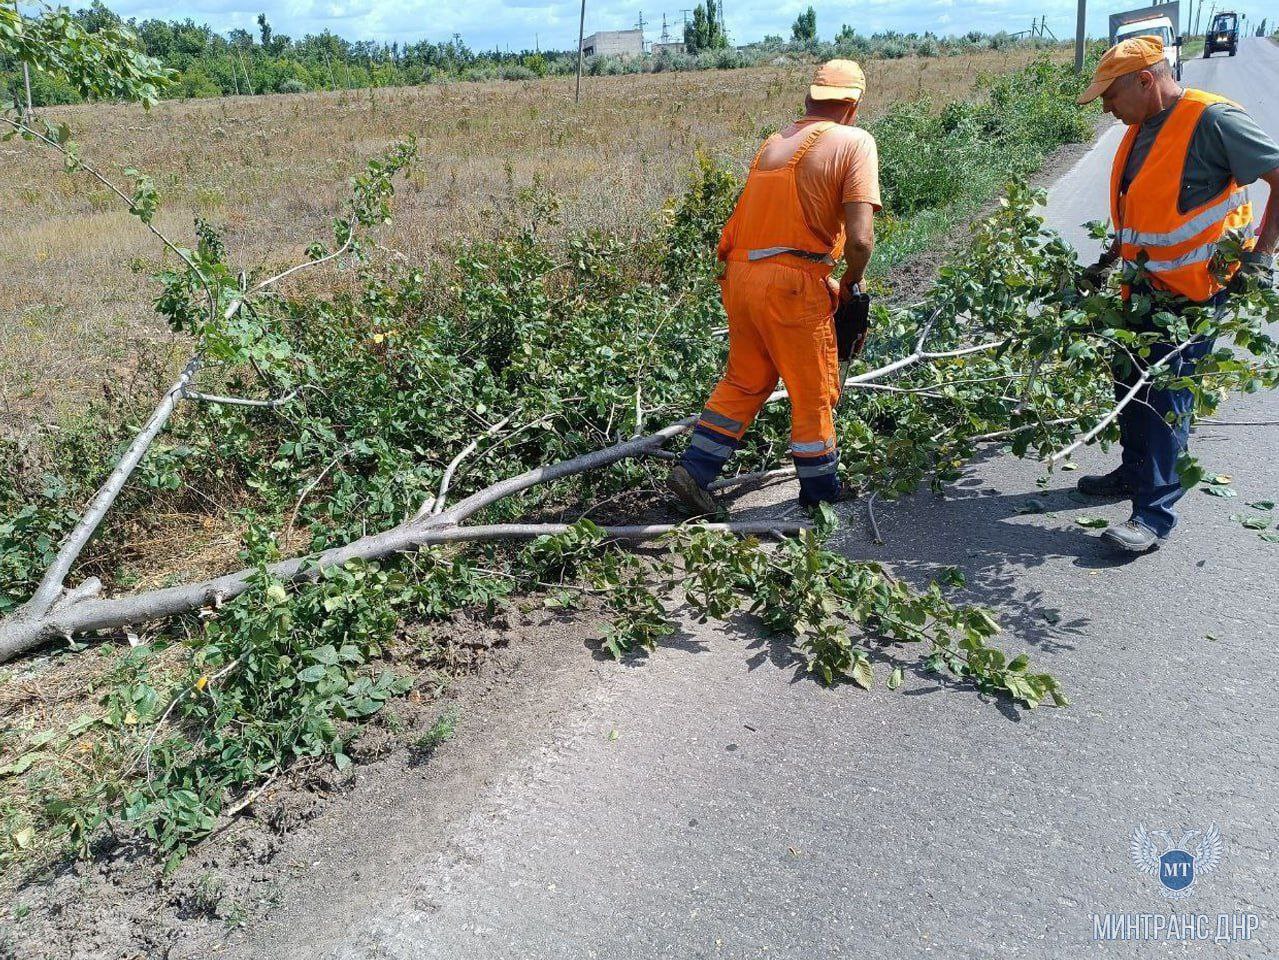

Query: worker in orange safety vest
(1073, 36), (1279, 553)
(668, 59), (881, 516)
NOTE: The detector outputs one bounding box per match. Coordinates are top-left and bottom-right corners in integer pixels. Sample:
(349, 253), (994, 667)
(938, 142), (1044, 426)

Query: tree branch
(183, 389), (298, 409)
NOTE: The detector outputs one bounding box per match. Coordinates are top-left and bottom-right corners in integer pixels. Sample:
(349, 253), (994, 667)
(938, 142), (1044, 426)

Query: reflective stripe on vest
(1144, 223), (1256, 274)
(1118, 190), (1250, 248)
(1110, 89), (1257, 302)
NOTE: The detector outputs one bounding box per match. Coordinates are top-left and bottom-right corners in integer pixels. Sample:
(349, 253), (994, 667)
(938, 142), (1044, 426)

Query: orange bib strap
(786, 121), (835, 167)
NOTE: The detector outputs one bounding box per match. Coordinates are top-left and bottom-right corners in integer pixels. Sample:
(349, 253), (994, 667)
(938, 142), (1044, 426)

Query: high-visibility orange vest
(1110, 88), (1256, 303)
(717, 121), (843, 276)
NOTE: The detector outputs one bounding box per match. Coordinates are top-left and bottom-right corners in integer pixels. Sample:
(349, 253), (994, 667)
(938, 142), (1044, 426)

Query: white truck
(1109, 3), (1184, 80)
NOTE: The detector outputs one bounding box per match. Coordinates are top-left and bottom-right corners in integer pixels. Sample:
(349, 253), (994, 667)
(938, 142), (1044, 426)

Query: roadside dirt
(0, 128), (1107, 960)
(2, 602), (615, 959)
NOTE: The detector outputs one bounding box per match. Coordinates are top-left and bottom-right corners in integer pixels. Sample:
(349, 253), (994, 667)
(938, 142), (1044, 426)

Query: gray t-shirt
(1120, 97), (1279, 212)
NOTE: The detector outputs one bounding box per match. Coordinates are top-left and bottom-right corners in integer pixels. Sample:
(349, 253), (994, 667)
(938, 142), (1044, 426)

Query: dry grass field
(0, 48), (1055, 429)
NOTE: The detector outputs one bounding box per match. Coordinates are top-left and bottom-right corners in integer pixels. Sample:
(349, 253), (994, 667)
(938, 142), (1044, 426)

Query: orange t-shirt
(755, 118), (882, 251)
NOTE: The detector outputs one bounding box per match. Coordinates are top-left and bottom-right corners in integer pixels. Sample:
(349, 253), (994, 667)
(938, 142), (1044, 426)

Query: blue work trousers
(1113, 336), (1216, 537)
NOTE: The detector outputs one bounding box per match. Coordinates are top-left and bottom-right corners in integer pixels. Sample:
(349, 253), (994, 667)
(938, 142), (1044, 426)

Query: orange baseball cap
(1077, 36), (1166, 104)
(810, 59), (866, 103)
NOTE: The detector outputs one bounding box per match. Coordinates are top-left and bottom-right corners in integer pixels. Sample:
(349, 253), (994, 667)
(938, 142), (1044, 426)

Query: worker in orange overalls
(668, 60), (881, 515)
(1074, 36), (1279, 552)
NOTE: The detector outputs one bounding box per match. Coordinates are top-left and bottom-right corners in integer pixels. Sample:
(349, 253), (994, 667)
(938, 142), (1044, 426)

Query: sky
(96, 0), (1274, 52)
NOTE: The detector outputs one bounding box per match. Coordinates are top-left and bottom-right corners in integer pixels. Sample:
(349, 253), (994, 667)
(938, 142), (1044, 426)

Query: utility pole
(660, 12), (671, 44)
(21, 62), (32, 122)
(576, 0), (587, 103)
(1074, 0), (1087, 72)
(238, 49), (255, 95)
(635, 10), (648, 51)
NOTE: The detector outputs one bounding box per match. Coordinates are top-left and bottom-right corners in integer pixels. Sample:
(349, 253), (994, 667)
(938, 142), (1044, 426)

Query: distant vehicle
(1203, 11), (1239, 57)
(1110, 3), (1184, 79)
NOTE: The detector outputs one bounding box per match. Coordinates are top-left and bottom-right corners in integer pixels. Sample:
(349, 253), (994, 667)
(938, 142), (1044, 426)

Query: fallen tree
(3, 120), (1278, 669)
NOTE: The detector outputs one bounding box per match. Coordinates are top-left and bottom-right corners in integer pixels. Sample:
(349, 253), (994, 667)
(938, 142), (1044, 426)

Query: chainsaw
(834, 282), (871, 409)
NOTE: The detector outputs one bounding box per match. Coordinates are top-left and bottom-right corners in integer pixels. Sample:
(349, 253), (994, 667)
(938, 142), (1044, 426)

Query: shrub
(277, 78), (307, 94)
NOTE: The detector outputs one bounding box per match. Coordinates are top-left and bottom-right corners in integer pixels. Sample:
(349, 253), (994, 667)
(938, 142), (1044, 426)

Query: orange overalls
(1111, 88), (1255, 302)
(679, 121), (846, 504)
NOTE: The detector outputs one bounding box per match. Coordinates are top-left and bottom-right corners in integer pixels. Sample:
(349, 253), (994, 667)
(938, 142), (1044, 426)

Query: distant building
(580, 30), (645, 57)
(651, 41), (686, 55)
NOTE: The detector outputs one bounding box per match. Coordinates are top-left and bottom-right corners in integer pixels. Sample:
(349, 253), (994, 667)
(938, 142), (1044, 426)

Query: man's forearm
(843, 243), (873, 287)
(1255, 200), (1277, 256)
(1255, 169), (1279, 256)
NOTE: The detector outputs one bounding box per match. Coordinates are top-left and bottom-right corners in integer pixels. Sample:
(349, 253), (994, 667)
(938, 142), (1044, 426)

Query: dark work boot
(1077, 469), (1135, 498)
(1100, 519), (1163, 553)
(798, 486), (857, 513)
(667, 464), (720, 518)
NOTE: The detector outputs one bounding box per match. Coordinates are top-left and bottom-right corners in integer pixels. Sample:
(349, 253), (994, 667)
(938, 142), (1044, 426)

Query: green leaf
(333, 751), (352, 773)
(1248, 500), (1276, 511)
(297, 665), (327, 683)
(1075, 516), (1109, 529)
(0, 753), (48, 776)
(1259, 532), (1279, 543)
(307, 644), (339, 665)
(1203, 485), (1237, 499)
(887, 666), (904, 690)
(851, 656), (874, 691)
(1177, 453), (1205, 490)
(1240, 516), (1269, 530)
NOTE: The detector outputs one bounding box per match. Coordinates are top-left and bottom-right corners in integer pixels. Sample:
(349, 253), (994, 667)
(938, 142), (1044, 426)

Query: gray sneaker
(667, 464), (720, 518)
(1100, 519), (1163, 553)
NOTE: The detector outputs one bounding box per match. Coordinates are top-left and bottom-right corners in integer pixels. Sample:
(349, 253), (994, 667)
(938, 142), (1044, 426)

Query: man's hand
(839, 275), (863, 301)
(1077, 258), (1115, 294)
(825, 274), (841, 308)
(1229, 249), (1275, 293)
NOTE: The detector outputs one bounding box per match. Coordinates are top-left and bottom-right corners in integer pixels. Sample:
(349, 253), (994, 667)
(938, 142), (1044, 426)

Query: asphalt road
(233, 39), (1279, 959)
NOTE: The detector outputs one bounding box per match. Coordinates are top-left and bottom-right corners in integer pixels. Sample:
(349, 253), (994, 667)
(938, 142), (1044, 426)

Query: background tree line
(0, 0), (1054, 106)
